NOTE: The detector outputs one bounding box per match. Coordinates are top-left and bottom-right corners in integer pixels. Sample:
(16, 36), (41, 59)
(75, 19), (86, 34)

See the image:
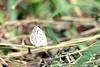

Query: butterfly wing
(30, 26), (47, 46)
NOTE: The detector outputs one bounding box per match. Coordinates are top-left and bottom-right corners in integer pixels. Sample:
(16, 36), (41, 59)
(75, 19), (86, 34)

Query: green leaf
(51, 0), (74, 17)
(26, 0), (41, 4)
(6, 28), (17, 40)
(0, 47), (13, 55)
(77, 42), (87, 49)
(51, 0), (68, 12)
(0, 10), (4, 24)
(44, 25), (59, 44)
(7, 0), (18, 20)
(73, 41), (100, 67)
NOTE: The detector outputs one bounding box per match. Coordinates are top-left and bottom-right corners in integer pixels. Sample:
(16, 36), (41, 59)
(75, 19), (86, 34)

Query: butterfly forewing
(30, 26), (47, 46)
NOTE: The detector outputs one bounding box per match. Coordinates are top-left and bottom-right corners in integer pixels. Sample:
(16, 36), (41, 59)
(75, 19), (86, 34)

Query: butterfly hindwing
(30, 26), (47, 46)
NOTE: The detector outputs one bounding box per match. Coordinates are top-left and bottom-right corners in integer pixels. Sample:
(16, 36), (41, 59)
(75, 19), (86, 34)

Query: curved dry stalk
(2, 17), (95, 28)
(0, 34), (100, 52)
(80, 27), (100, 36)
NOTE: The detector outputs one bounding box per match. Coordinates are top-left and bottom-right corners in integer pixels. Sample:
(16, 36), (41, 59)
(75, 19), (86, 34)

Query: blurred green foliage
(7, 0), (18, 20)
(0, 10), (4, 24)
(0, 0), (99, 21)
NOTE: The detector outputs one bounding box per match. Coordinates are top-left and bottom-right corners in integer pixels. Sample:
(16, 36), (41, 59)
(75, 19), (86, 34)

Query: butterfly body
(30, 26), (47, 46)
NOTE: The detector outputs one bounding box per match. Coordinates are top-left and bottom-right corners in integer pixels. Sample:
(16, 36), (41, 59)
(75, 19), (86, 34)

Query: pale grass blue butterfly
(30, 26), (47, 46)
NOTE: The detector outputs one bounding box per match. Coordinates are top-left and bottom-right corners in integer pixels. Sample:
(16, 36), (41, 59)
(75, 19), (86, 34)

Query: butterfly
(30, 26), (48, 46)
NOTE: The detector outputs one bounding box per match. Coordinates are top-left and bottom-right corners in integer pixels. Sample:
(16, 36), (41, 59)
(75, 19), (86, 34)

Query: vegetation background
(0, 0), (100, 67)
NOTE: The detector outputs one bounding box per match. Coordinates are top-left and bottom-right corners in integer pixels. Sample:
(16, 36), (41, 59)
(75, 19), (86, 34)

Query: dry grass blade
(0, 34), (100, 52)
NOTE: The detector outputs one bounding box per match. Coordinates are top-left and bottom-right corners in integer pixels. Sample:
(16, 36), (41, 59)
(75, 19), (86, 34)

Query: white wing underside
(30, 26), (47, 46)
